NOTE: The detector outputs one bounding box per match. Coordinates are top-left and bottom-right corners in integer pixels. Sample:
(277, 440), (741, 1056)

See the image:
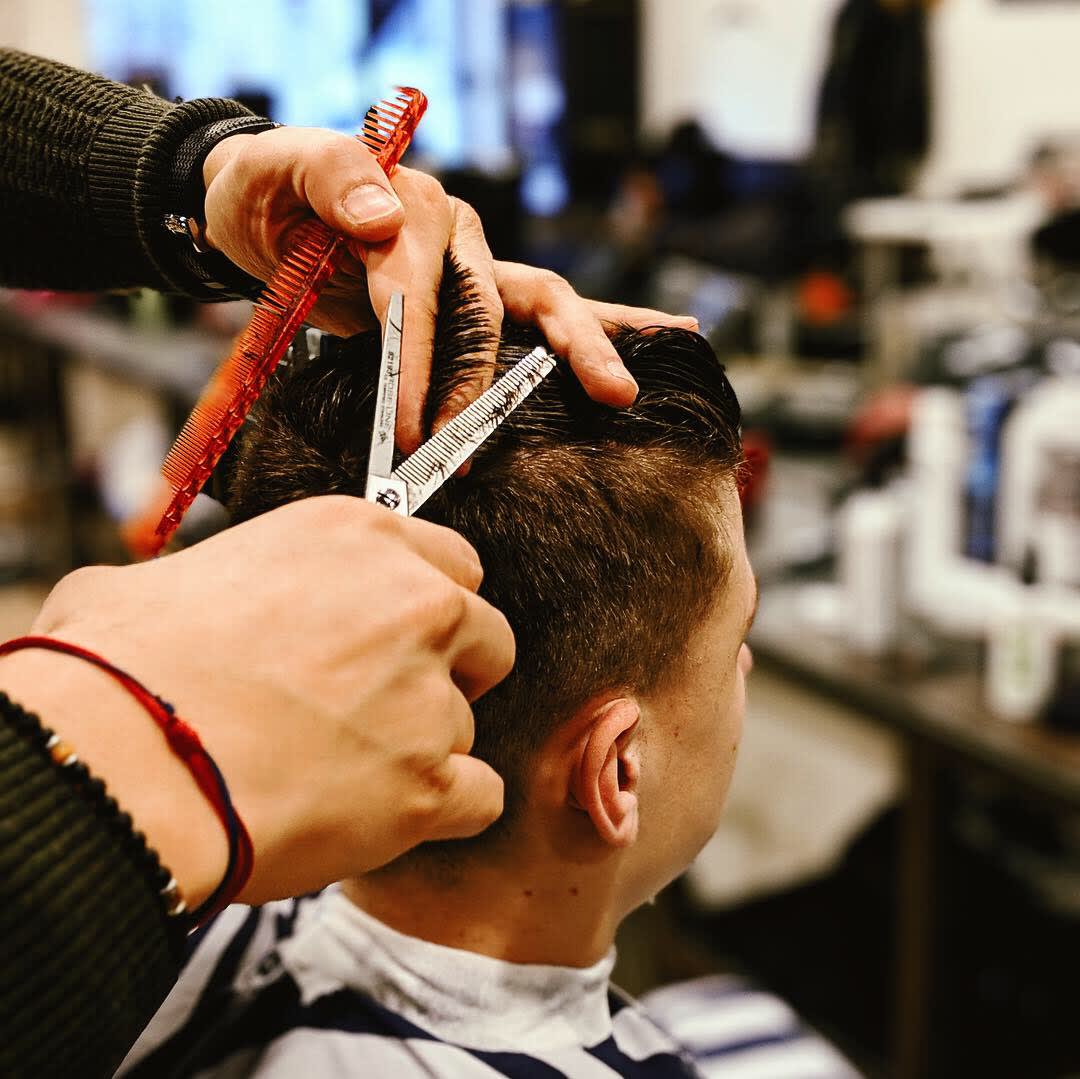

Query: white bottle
(1033, 444), (1080, 590)
(905, 387), (973, 630)
(985, 575), (1058, 723)
(998, 377), (1080, 581)
(838, 487), (903, 655)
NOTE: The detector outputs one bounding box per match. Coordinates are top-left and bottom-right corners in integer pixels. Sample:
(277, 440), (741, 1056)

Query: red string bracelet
(0, 635), (253, 928)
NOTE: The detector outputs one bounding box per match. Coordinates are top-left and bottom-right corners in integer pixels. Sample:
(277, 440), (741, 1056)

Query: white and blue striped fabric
(642, 977), (862, 1079)
(116, 887), (859, 1078)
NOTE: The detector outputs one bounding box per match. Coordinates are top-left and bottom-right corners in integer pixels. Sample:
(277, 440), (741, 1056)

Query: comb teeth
(358, 87), (427, 172)
(124, 86), (427, 558)
(149, 220), (343, 515)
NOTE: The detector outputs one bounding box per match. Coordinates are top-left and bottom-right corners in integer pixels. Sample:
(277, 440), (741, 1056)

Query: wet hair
(228, 258), (743, 854)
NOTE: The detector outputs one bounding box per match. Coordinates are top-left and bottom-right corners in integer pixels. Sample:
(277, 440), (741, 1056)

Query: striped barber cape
(117, 887), (859, 1078)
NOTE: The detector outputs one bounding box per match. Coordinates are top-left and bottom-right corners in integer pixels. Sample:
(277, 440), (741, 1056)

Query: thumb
(421, 755), (505, 842)
(301, 134), (405, 243)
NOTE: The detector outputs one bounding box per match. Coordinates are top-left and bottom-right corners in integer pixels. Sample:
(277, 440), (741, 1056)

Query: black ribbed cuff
(168, 115), (281, 224)
(161, 115), (281, 301)
(87, 88), (174, 274)
(133, 96), (265, 301)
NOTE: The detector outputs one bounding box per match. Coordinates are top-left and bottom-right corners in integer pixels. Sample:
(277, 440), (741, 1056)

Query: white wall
(921, 0), (1080, 194)
(641, 0), (1080, 194)
(0, 0), (86, 66)
(640, 0), (843, 159)
(8, 0), (1080, 197)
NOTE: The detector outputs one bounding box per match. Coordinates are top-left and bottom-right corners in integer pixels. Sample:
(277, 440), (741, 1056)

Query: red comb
(124, 87), (427, 559)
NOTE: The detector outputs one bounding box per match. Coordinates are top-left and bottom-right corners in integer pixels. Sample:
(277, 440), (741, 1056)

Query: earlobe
(570, 699), (641, 849)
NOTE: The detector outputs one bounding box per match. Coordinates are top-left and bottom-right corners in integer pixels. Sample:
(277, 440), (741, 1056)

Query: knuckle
(427, 667), (462, 719)
(440, 385), (483, 423)
(309, 130), (373, 172)
(534, 271), (577, 316)
(462, 554), (485, 594)
(473, 283), (504, 328)
(449, 198), (490, 247)
(294, 493), (359, 530)
(410, 776), (450, 827)
(37, 565), (112, 627)
(444, 530), (484, 589)
(422, 754), (459, 802)
(395, 168), (449, 210)
(412, 293), (440, 328)
(440, 686), (473, 749)
(49, 564), (108, 601)
(448, 195), (480, 226)
(539, 267), (574, 294)
(456, 706), (477, 753)
(409, 170), (446, 199)
(397, 567), (464, 639)
(429, 581), (470, 641)
(492, 611), (516, 677)
(294, 494), (399, 547)
(402, 750), (457, 820)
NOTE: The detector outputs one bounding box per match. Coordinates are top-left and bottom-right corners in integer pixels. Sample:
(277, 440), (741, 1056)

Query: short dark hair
(228, 260), (743, 850)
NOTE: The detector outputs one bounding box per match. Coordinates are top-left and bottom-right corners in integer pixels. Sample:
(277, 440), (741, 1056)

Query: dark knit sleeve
(0, 47), (258, 299)
(0, 692), (186, 1079)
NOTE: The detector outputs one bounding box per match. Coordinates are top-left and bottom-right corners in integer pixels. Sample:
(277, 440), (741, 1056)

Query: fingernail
(675, 314), (700, 329)
(607, 361), (639, 392)
(342, 183), (402, 226)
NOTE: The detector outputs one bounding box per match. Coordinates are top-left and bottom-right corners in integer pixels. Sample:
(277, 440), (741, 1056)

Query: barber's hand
(358, 174), (701, 451)
(200, 128), (699, 452)
(200, 126), (403, 332)
(2, 497), (512, 906)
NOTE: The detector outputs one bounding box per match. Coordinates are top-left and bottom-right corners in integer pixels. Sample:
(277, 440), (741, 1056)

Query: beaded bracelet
(0, 636), (254, 928)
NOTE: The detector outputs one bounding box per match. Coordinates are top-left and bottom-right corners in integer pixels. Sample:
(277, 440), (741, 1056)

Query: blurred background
(1, 1), (1079, 1075)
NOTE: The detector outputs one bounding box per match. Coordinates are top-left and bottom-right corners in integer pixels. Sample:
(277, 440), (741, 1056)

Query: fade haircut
(228, 258), (743, 853)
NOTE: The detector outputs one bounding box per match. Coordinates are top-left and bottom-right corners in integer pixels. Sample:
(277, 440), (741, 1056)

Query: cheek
(676, 675), (744, 791)
(721, 648), (752, 746)
(679, 700), (742, 851)
(714, 654), (749, 743)
(739, 643), (754, 677)
(704, 664), (747, 796)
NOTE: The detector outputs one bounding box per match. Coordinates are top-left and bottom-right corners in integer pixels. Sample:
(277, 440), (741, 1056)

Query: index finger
(494, 262), (702, 408)
(580, 299), (700, 334)
(357, 169), (454, 454)
(359, 243), (440, 455)
(494, 261), (638, 407)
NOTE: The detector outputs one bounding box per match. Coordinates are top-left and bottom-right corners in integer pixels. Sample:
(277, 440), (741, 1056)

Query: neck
(341, 832), (624, 968)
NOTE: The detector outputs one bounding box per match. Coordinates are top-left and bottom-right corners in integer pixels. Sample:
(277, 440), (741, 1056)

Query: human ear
(569, 699), (641, 848)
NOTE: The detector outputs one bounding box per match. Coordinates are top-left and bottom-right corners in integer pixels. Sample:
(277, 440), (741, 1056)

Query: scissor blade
(367, 292), (404, 482)
(395, 346), (557, 515)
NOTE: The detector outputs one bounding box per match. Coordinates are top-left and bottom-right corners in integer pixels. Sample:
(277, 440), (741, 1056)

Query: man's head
(228, 261), (752, 922)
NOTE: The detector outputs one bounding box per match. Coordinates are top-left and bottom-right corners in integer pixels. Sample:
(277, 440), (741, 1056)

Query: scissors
(365, 292), (557, 515)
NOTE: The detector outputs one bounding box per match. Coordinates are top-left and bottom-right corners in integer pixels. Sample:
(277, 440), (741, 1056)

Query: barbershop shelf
(750, 584), (1080, 1077)
(0, 292), (224, 401)
(750, 585), (1080, 811)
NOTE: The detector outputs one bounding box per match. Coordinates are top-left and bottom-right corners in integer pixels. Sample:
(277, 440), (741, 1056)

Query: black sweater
(0, 46), (257, 299)
(0, 693), (186, 1079)
(0, 49), (262, 1078)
